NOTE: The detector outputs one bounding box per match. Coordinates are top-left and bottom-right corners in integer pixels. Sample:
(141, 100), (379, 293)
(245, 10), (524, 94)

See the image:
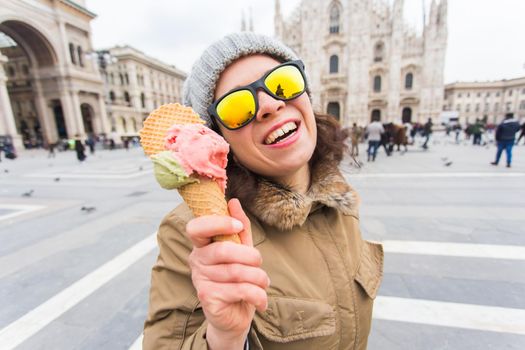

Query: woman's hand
(186, 198), (269, 350)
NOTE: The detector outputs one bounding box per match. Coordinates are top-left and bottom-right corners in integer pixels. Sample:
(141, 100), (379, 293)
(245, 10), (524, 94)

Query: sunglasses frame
(207, 60), (307, 130)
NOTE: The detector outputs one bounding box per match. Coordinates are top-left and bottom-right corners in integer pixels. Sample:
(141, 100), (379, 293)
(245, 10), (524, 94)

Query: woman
(143, 32), (383, 350)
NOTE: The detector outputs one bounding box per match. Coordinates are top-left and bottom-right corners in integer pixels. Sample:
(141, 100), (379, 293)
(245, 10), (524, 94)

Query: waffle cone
(178, 178), (241, 244)
(140, 103), (205, 156)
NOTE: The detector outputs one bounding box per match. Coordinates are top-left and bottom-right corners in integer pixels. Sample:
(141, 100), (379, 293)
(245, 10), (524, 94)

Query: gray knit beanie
(183, 32), (300, 127)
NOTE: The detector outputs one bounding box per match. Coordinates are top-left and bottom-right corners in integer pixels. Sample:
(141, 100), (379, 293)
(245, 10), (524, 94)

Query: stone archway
(0, 20), (61, 148)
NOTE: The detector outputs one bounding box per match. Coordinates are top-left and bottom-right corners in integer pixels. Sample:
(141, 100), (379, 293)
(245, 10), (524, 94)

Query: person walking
(491, 113), (520, 168)
(472, 118), (484, 145)
(350, 122), (362, 157)
(47, 140), (56, 158)
(74, 135), (86, 162)
(85, 136), (96, 154)
(422, 118), (433, 149)
(142, 32), (383, 350)
(366, 117), (384, 161)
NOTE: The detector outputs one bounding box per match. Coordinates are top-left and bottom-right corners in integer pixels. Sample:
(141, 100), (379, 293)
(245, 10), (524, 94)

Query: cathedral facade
(274, 0), (448, 126)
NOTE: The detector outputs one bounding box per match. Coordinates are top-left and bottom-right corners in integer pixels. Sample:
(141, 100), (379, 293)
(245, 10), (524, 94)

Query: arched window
(374, 42), (384, 62)
(141, 92), (146, 108)
(7, 66), (15, 77)
(77, 46), (84, 67)
(405, 73), (413, 90)
(329, 4), (340, 34)
(373, 76), (382, 92)
(327, 102), (341, 120)
(371, 109), (381, 121)
(69, 43), (77, 64)
(109, 91), (116, 102)
(329, 55), (339, 74)
(125, 73), (129, 85)
(124, 91), (130, 104)
(402, 107), (412, 123)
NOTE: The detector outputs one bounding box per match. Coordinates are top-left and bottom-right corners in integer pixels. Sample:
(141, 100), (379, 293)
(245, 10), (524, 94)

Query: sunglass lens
(264, 65), (305, 100)
(216, 89), (256, 129)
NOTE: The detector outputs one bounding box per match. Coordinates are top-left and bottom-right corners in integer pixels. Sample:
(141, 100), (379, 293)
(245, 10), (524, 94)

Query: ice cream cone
(179, 178), (241, 244)
(140, 103), (205, 156)
(140, 103), (240, 244)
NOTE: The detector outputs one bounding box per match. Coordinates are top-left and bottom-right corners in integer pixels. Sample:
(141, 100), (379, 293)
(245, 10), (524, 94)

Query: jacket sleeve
(142, 208), (210, 350)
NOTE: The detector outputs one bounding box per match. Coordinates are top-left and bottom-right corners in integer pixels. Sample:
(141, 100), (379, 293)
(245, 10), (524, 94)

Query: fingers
(198, 263), (270, 290)
(190, 241), (262, 267)
(198, 281), (268, 313)
(228, 198), (253, 246)
(186, 215), (244, 248)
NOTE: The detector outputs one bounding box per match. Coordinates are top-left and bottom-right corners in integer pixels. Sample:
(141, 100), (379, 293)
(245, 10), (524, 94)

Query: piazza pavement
(0, 132), (524, 349)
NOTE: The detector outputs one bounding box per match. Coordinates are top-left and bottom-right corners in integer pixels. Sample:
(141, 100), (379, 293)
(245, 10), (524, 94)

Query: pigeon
(54, 177), (60, 182)
(22, 190), (34, 197)
(139, 166), (143, 171)
(441, 157), (449, 161)
(3, 169), (8, 173)
(444, 161), (453, 167)
(81, 206), (96, 213)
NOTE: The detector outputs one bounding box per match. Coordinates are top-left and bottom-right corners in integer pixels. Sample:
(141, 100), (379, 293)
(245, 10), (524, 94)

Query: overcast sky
(85, 0), (525, 84)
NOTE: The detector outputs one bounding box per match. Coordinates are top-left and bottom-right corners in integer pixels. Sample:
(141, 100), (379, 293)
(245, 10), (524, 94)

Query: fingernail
(232, 219), (243, 232)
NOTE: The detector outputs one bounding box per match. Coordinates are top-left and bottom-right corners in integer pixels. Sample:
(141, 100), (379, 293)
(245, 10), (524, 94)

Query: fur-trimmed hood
(226, 158), (359, 231)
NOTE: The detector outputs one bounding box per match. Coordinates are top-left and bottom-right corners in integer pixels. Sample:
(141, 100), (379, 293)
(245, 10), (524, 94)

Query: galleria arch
(0, 1), (109, 149)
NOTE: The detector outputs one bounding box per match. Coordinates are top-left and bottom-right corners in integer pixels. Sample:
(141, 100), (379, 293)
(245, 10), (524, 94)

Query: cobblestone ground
(0, 133), (524, 349)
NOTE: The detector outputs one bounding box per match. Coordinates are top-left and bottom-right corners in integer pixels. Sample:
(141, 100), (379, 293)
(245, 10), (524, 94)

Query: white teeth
(265, 122), (298, 145)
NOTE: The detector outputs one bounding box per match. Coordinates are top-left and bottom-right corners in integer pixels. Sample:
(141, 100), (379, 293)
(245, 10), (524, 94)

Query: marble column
(97, 93), (111, 135)
(0, 54), (23, 149)
(32, 78), (58, 143)
(71, 90), (85, 137)
(59, 84), (78, 138)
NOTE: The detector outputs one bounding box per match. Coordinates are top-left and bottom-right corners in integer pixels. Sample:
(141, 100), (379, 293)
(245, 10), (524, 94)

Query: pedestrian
(472, 118), (484, 145)
(454, 123), (462, 144)
(422, 118), (433, 149)
(85, 136), (96, 154)
(142, 32), (383, 350)
(74, 135), (86, 162)
(516, 121), (525, 145)
(404, 121), (413, 145)
(350, 122), (362, 157)
(47, 140), (56, 158)
(491, 113), (520, 168)
(123, 137), (130, 151)
(365, 116), (384, 162)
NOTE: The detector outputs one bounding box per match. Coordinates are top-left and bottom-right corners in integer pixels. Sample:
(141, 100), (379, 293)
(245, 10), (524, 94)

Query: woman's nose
(256, 90), (285, 121)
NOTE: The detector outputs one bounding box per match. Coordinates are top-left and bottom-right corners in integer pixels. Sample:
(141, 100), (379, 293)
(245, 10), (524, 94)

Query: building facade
(0, 0), (109, 149)
(98, 46), (186, 138)
(0, 0), (186, 149)
(274, 0), (448, 126)
(444, 77), (525, 125)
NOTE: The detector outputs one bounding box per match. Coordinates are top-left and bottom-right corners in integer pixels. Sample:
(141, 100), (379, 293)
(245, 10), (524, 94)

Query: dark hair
(217, 112), (349, 199)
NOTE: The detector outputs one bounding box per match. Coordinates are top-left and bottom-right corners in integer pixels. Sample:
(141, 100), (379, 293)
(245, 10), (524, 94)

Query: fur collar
(226, 158), (358, 231)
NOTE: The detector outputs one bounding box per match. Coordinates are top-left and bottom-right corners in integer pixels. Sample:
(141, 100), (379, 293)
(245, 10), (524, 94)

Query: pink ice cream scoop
(164, 123), (229, 192)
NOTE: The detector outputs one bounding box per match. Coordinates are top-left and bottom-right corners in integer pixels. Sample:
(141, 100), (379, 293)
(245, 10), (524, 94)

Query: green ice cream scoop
(152, 151), (199, 189)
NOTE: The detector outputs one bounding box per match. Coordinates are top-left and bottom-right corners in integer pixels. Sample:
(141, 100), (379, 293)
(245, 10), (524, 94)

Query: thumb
(228, 198), (253, 247)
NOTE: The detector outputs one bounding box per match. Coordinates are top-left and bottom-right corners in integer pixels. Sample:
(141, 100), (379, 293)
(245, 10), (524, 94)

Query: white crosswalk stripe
(374, 296), (525, 335)
(2, 234), (524, 348)
(0, 233), (157, 350)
